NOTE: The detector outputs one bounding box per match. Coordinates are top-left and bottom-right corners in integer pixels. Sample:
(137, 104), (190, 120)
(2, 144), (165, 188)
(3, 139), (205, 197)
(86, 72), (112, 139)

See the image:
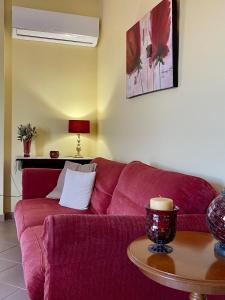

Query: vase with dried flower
(17, 123), (37, 157)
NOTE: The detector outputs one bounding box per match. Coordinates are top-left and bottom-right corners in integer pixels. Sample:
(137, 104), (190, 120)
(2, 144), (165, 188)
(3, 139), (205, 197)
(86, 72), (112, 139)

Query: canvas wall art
(126, 0), (178, 98)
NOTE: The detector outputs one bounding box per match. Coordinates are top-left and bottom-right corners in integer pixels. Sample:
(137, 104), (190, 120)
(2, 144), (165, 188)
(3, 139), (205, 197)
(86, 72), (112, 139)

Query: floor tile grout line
(2, 287), (29, 300)
(1, 288), (19, 300)
(0, 246), (18, 254)
(0, 257), (20, 262)
(0, 242), (18, 247)
(0, 241), (17, 245)
(0, 257), (21, 264)
(0, 280), (26, 291)
(0, 244), (17, 249)
(0, 263), (21, 274)
(0, 222), (28, 298)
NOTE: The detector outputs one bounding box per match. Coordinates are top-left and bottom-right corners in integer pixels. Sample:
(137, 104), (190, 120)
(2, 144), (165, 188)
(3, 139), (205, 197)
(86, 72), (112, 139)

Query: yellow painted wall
(0, 0), (12, 218)
(0, 0), (5, 217)
(7, 0), (100, 212)
(13, 0), (100, 16)
(97, 0), (225, 190)
(12, 42), (97, 157)
(4, 0), (12, 216)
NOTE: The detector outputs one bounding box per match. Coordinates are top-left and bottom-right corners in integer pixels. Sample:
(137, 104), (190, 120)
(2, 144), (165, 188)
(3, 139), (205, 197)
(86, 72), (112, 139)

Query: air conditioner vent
(12, 6), (99, 47)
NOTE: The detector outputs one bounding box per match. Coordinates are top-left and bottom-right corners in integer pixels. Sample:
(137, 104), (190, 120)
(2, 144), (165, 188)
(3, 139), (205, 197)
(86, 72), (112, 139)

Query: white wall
(97, 0), (225, 190)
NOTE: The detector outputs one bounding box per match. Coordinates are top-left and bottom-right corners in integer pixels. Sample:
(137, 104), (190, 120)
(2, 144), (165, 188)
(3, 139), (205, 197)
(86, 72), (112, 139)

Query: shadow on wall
(97, 64), (224, 192)
(13, 82), (98, 154)
(34, 127), (51, 156)
(34, 118), (98, 156)
(151, 161), (224, 193)
(10, 94), (97, 212)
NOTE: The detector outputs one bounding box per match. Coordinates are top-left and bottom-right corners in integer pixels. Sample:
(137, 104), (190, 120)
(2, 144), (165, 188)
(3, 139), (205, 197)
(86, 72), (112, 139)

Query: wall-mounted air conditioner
(12, 6), (99, 47)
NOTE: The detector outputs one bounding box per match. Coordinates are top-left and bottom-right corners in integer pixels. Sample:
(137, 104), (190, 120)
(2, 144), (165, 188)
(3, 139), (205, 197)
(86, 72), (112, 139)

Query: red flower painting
(149, 0), (171, 67)
(126, 22), (141, 75)
(126, 0), (178, 98)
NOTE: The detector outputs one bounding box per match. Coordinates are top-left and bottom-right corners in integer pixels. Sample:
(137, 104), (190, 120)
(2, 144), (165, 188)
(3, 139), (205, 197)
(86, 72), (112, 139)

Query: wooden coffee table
(127, 231), (225, 300)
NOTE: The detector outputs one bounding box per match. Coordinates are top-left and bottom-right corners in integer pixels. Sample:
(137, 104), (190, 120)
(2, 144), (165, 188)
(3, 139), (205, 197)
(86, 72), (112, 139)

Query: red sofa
(14, 157), (224, 300)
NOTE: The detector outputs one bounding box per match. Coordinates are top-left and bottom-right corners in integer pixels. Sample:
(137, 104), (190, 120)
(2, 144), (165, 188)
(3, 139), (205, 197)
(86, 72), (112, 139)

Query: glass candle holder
(49, 151), (59, 159)
(146, 205), (179, 254)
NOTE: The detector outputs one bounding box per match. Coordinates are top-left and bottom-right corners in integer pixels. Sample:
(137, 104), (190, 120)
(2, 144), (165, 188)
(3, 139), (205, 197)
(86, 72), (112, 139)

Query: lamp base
(73, 154), (83, 158)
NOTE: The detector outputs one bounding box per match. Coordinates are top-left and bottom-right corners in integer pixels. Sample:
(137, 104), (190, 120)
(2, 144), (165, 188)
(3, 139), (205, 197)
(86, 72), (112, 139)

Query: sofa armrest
(22, 168), (61, 199)
(43, 214), (146, 264)
(43, 214), (149, 299)
(42, 214), (209, 299)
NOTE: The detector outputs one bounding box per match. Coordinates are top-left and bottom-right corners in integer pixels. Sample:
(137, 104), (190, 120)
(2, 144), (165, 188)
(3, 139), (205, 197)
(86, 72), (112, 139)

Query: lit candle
(150, 197), (173, 211)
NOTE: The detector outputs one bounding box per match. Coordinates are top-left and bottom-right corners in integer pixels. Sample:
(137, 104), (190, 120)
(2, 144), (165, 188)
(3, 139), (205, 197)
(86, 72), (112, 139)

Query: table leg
(189, 293), (207, 300)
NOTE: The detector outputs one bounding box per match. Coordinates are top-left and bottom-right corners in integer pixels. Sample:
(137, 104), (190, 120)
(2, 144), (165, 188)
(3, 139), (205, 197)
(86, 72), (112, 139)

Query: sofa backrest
(90, 157), (126, 214)
(107, 161), (217, 216)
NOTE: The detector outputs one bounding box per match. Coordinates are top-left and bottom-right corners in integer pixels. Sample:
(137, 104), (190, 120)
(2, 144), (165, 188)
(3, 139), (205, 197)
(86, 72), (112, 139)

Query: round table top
(127, 231), (225, 295)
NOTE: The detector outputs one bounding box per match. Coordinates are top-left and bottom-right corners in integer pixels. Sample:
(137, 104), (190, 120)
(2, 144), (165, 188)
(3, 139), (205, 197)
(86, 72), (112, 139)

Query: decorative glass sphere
(207, 189), (225, 257)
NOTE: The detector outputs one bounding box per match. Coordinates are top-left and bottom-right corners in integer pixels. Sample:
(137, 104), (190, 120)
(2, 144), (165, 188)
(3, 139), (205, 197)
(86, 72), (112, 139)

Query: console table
(127, 231), (225, 300)
(16, 156), (93, 169)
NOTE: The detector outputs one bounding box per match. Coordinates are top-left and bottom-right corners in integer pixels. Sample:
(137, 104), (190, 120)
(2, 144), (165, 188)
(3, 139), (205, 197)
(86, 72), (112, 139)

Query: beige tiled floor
(0, 220), (30, 299)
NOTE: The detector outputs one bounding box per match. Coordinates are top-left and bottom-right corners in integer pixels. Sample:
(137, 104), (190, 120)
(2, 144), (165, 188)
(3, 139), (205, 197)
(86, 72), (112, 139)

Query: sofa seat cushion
(15, 198), (94, 239)
(20, 225), (45, 300)
(90, 157), (126, 214)
(107, 161), (217, 216)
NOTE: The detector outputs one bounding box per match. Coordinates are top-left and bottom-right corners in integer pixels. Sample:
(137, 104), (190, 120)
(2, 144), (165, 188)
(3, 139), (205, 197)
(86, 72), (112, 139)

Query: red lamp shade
(68, 120), (90, 134)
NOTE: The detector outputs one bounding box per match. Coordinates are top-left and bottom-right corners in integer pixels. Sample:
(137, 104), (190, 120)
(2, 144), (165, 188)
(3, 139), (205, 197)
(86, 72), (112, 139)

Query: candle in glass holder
(150, 197), (173, 211)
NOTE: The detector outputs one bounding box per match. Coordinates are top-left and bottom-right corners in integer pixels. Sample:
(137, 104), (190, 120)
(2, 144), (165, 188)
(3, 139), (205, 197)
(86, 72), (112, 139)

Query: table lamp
(68, 120), (90, 157)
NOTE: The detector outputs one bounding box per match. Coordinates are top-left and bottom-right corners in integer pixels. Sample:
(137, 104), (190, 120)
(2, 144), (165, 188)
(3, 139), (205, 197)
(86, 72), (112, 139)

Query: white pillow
(59, 169), (96, 210)
(47, 161), (97, 199)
